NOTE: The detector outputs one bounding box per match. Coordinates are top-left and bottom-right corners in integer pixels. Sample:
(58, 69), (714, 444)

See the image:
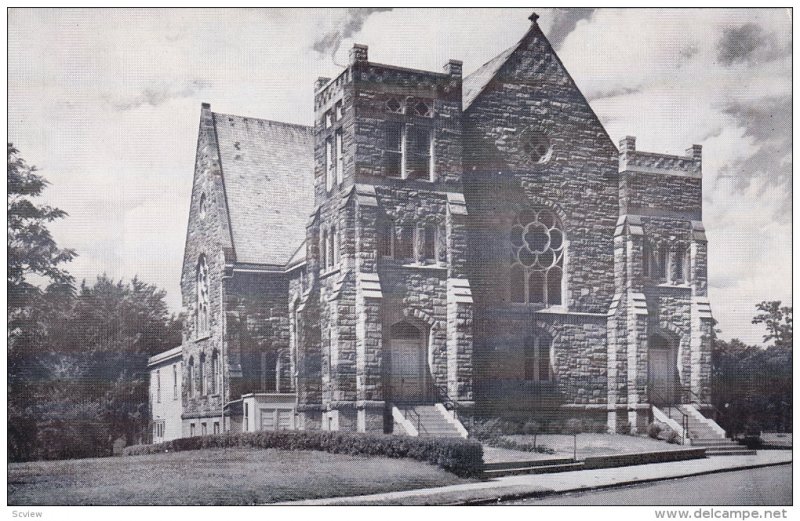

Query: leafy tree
(52, 275), (182, 450)
(8, 143), (76, 308)
(752, 300), (792, 348)
(712, 303), (793, 436)
(7, 144), (76, 461)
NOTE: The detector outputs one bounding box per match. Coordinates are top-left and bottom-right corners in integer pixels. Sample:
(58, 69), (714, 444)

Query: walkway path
(278, 451), (792, 505)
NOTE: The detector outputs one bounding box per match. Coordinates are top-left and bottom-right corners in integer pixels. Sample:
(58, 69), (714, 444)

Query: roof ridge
(211, 111), (313, 132)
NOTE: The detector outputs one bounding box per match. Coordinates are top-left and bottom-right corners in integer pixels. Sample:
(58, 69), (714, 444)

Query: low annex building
(148, 13), (715, 441)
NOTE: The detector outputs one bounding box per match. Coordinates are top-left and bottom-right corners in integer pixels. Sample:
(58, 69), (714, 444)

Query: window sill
(508, 303), (566, 312)
(320, 267), (341, 279)
(399, 262), (446, 270)
(656, 283), (691, 289)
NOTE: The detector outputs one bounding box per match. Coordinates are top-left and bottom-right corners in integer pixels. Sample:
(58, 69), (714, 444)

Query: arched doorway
(388, 321), (427, 404)
(648, 334), (677, 405)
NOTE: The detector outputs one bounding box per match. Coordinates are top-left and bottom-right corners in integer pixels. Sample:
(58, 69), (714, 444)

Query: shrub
(647, 422), (663, 439)
(663, 428), (682, 444)
(564, 418), (583, 435)
(522, 420), (541, 436)
(486, 436), (556, 454)
(122, 430), (483, 478)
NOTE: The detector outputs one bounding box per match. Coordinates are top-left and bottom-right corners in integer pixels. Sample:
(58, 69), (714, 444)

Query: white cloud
(8, 8), (791, 344)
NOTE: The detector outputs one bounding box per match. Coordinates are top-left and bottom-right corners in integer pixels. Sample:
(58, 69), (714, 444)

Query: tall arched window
(188, 357), (195, 397)
(199, 352), (206, 395)
(524, 331), (552, 381)
(196, 255), (210, 336)
(210, 350), (219, 395)
(510, 208), (565, 305)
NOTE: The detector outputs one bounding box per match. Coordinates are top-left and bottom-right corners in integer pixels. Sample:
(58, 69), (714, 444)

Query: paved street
(506, 464), (792, 505)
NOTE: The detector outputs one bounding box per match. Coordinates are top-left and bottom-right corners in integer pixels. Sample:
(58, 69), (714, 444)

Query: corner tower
(296, 44), (474, 433)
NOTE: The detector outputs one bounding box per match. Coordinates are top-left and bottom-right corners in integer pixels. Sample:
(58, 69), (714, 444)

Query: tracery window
(510, 209), (564, 306)
(196, 255), (210, 336)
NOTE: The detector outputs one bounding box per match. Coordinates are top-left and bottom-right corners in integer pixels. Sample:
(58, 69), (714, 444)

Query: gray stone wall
(463, 23), (617, 416)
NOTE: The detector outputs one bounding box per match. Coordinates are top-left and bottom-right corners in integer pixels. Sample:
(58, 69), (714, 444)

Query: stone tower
(295, 44), (475, 433)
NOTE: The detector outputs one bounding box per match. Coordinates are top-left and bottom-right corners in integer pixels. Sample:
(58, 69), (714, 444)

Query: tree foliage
(7, 144), (76, 461)
(752, 300), (792, 348)
(7, 143), (76, 308)
(7, 143), (182, 461)
(712, 303), (793, 436)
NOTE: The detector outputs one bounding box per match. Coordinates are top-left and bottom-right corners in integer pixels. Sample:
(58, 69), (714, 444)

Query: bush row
(470, 416), (609, 438)
(123, 430), (484, 477)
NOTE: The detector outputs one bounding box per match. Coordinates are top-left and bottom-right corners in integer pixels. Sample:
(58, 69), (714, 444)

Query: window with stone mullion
(509, 209), (564, 306)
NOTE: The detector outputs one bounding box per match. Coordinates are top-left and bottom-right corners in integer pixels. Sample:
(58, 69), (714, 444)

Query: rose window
(510, 208), (564, 305)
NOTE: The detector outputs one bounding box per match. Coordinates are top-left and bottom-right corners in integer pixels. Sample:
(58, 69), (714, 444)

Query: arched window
(320, 228), (327, 269)
(210, 350), (219, 395)
(657, 244), (669, 281)
(196, 255), (210, 336)
(199, 193), (207, 219)
(510, 208), (565, 305)
(188, 357), (195, 397)
(524, 331), (552, 381)
(199, 352), (206, 395)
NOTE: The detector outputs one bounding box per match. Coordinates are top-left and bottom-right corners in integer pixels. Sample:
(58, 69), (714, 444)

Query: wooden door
(649, 349), (675, 405)
(390, 338), (425, 403)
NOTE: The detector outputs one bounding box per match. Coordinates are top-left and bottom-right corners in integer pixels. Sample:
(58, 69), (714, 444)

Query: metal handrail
(678, 385), (729, 438)
(434, 382), (459, 418)
(650, 388), (690, 443)
(401, 405), (425, 436)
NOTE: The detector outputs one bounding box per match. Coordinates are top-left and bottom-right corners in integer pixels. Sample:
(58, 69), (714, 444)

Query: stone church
(148, 12), (715, 442)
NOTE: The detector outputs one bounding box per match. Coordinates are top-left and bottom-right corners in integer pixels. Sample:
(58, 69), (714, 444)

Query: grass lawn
(8, 447), (474, 505)
(504, 433), (687, 459)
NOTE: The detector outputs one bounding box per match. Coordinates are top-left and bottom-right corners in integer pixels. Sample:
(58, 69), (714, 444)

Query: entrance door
(649, 341), (675, 406)
(389, 322), (426, 403)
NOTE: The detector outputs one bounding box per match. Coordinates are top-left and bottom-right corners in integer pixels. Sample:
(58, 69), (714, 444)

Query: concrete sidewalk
(278, 451), (792, 505)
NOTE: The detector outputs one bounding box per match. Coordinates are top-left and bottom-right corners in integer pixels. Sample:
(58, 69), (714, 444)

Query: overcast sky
(8, 8), (792, 344)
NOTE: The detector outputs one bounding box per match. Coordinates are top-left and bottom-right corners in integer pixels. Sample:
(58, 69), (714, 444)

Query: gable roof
(462, 38), (524, 110)
(462, 19), (616, 150)
(212, 113), (314, 266)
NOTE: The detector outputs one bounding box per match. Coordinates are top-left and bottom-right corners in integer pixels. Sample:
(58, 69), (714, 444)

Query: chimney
(444, 59), (463, 78)
(620, 136), (636, 154)
(686, 144), (702, 161)
(314, 76), (331, 92)
(349, 43), (368, 65)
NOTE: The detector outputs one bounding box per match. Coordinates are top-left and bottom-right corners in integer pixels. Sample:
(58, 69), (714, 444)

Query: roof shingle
(213, 113), (314, 266)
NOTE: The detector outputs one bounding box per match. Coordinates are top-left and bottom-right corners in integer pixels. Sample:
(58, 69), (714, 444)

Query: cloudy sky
(8, 8), (792, 344)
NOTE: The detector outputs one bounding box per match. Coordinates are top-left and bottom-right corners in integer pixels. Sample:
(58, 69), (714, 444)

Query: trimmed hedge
(123, 430), (483, 477)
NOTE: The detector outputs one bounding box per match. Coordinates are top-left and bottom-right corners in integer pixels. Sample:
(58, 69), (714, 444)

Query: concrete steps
(396, 404), (463, 438)
(661, 404), (752, 456)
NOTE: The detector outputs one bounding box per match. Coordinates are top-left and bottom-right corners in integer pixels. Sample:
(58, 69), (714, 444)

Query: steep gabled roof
(462, 39), (524, 110)
(212, 113), (314, 266)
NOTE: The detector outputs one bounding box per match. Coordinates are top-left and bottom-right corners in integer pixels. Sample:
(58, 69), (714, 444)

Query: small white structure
(148, 346), (183, 443)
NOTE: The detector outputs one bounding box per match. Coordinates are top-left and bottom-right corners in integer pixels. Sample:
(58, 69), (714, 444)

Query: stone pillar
(445, 193), (474, 414)
(353, 185), (385, 433)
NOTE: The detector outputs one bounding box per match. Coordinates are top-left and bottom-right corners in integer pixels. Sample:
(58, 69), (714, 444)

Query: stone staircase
(661, 404), (756, 456)
(393, 404), (466, 438)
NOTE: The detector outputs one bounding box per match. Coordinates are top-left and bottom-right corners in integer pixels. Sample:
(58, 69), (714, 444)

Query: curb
(459, 460), (792, 505)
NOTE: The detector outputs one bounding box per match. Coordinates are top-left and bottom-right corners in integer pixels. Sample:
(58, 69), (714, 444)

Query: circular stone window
(519, 128), (553, 165)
